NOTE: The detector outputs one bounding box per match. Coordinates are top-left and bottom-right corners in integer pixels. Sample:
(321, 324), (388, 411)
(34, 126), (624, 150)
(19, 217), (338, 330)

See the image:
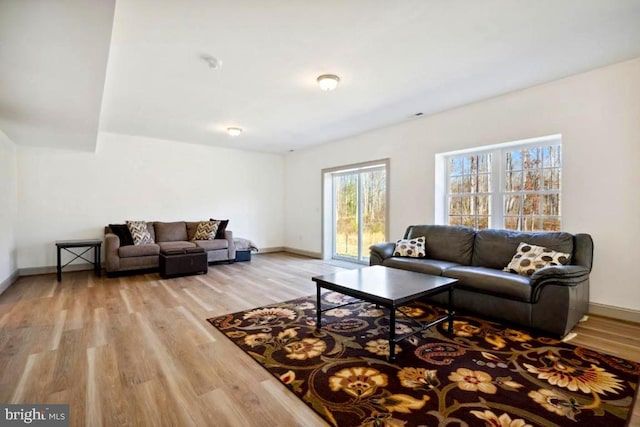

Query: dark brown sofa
(105, 221), (236, 275)
(370, 225), (593, 337)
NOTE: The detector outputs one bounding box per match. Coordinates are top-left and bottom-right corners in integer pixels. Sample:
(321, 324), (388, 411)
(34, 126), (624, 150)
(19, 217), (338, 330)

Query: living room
(1, 1), (640, 426)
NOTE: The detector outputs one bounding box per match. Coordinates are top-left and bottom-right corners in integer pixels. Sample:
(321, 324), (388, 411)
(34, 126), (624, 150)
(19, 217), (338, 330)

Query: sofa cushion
(119, 255), (159, 271)
(393, 237), (426, 258)
(210, 219), (229, 239)
(192, 221), (221, 241)
(504, 242), (571, 276)
(194, 239), (229, 251)
(119, 244), (160, 258)
(127, 221), (155, 245)
(158, 241), (197, 251)
(146, 222), (156, 241)
(186, 222), (199, 241)
(109, 224), (134, 246)
(443, 266), (533, 302)
(406, 225), (475, 265)
(161, 246), (205, 256)
(472, 229), (574, 269)
(382, 258), (460, 276)
(154, 222), (188, 242)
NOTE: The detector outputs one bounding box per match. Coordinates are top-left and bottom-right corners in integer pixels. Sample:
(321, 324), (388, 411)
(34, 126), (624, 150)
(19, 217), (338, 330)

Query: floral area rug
(208, 293), (640, 426)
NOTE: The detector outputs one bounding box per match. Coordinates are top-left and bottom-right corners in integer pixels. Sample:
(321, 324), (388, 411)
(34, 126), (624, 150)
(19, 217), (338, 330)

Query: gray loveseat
(105, 221), (236, 275)
(370, 225), (593, 337)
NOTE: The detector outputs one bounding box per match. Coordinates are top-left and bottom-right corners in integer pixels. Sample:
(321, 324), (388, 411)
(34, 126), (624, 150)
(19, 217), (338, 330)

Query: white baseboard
(253, 247), (322, 258)
(258, 246), (285, 254)
(588, 302), (640, 324)
(282, 247), (322, 259)
(0, 270), (19, 296)
(19, 262), (94, 277)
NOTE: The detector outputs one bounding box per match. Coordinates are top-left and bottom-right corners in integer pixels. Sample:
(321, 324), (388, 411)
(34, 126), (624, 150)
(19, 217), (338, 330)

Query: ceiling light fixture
(317, 74), (340, 91)
(227, 127), (243, 136)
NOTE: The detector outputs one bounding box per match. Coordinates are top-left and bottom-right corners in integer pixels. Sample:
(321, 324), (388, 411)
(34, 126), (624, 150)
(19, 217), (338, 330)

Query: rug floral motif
(208, 293), (640, 426)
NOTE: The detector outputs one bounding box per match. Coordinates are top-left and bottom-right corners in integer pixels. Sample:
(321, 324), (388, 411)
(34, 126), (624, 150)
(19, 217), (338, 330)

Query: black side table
(55, 239), (102, 282)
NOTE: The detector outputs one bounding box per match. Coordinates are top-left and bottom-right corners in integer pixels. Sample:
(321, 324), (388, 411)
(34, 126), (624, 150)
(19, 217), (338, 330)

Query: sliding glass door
(332, 164), (387, 262)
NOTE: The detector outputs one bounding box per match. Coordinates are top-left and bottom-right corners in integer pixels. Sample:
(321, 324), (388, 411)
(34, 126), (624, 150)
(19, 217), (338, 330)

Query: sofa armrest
(224, 230), (236, 260)
(369, 242), (396, 265)
(530, 264), (590, 300)
(573, 233), (594, 271)
(104, 233), (121, 273)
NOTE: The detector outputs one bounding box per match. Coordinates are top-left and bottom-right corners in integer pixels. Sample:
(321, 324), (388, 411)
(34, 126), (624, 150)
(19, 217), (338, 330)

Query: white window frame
(435, 135), (562, 231)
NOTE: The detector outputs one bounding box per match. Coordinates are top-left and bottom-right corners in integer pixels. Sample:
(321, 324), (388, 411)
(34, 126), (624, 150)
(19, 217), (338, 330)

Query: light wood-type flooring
(0, 253), (638, 426)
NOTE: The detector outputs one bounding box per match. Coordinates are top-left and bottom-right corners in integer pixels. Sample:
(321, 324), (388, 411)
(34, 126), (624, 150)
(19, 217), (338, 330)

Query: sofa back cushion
(147, 222), (156, 241)
(405, 225), (476, 265)
(154, 221), (188, 242)
(186, 222), (200, 241)
(472, 229), (574, 269)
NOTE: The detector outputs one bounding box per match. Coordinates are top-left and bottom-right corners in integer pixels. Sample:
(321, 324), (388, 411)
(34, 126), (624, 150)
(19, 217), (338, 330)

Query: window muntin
(447, 153), (491, 229)
(445, 139), (561, 231)
(503, 145), (561, 231)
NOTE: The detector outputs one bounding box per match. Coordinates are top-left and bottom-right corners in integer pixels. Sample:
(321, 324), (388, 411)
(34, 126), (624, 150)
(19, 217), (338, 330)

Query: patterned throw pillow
(504, 242), (570, 276)
(210, 218), (229, 240)
(393, 236), (426, 258)
(192, 221), (221, 241)
(126, 221), (154, 245)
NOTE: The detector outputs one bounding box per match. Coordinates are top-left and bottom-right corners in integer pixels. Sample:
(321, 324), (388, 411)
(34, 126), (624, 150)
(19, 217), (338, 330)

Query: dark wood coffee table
(312, 265), (457, 361)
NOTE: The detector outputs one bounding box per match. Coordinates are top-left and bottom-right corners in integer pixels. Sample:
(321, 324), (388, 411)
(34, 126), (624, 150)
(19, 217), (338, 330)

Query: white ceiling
(0, 0), (115, 151)
(2, 1), (640, 154)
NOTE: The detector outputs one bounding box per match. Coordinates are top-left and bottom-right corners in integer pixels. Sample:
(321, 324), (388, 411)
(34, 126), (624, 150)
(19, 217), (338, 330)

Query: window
(447, 153), (491, 229)
(441, 136), (561, 231)
(322, 160), (389, 263)
(503, 145), (561, 231)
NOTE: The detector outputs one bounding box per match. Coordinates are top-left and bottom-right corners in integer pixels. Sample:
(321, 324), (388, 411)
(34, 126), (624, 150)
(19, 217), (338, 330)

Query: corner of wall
(0, 131), (19, 292)
(0, 270), (19, 296)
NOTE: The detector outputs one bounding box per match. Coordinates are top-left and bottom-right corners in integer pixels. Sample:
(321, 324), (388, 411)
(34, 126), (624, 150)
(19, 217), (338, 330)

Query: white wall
(16, 132), (284, 269)
(0, 132), (18, 286)
(284, 57), (640, 311)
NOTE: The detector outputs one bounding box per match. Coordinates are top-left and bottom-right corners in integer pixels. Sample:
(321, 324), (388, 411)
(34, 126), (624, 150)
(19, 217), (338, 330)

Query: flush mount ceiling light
(317, 74), (340, 91)
(227, 127), (243, 136)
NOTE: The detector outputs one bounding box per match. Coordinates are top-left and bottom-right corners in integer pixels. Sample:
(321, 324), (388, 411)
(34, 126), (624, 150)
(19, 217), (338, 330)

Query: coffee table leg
(316, 284), (321, 329)
(389, 306), (396, 361)
(447, 287), (454, 333)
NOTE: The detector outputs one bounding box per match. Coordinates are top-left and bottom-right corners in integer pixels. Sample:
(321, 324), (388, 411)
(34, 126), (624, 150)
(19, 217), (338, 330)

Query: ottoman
(235, 250), (251, 262)
(233, 237), (257, 262)
(159, 247), (208, 278)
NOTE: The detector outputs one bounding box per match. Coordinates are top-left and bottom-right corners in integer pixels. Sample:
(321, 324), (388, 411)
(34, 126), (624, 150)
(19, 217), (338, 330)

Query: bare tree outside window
(445, 140), (561, 231)
(503, 146), (561, 231)
(333, 165), (387, 261)
(448, 153), (491, 229)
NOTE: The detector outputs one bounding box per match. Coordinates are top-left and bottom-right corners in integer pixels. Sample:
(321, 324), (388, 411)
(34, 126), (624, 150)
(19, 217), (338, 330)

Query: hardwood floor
(0, 252), (638, 426)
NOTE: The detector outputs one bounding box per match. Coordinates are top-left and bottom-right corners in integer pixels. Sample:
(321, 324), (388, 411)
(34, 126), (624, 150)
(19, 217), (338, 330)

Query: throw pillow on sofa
(393, 236), (426, 258)
(193, 220), (221, 241)
(504, 242), (570, 276)
(210, 218), (229, 239)
(126, 220), (154, 245)
(109, 224), (134, 246)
